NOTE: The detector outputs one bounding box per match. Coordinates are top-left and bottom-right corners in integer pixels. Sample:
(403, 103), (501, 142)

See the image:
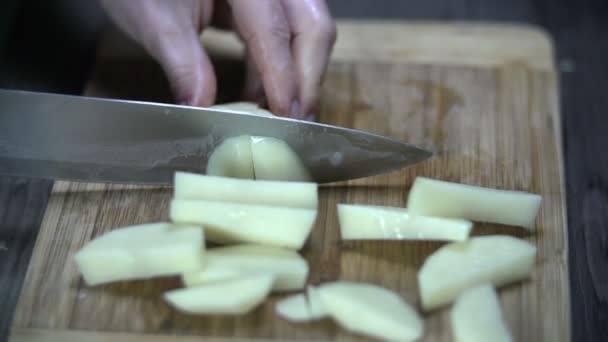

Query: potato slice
(206, 135), (254, 179)
(318, 281), (423, 342)
(418, 235), (536, 310)
(407, 177), (542, 229)
(174, 172), (318, 209)
(307, 285), (329, 319)
(75, 223), (204, 286)
(210, 102), (274, 117)
(164, 274), (274, 315)
(451, 284), (513, 342)
(251, 136), (311, 182)
(182, 244), (309, 291)
(275, 293), (314, 322)
(338, 204), (472, 241)
(170, 199), (317, 249)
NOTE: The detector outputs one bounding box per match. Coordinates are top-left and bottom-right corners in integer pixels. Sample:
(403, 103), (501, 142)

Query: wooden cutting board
(9, 21), (568, 342)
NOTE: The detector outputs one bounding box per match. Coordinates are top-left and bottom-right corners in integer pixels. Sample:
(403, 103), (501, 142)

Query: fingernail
(290, 100), (301, 118)
(305, 114), (317, 122)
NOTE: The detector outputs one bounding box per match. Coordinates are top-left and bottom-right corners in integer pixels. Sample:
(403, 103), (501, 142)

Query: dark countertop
(1, 0), (606, 341)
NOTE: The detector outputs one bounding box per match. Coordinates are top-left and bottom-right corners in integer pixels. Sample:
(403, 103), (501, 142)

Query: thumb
(146, 28), (217, 107)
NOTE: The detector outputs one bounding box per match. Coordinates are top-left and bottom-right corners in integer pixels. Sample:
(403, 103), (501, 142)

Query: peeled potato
(164, 274), (274, 315)
(451, 284), (513, 342)
(307, 286), (329, 319)
(206, 135), (254, 179)
(251, 136), (311, 182)
(275, 293), (313, 322)
(338, 204), (472, 241)
(418, 235), (536, 310)
(318, 281), (424, 342)
(75, 223), (204, 286)
(170, 199), (317, 249)
(210, 102), (274, 117)
(174, 172), (318, 209)
(407, 177), (542, 229)
(182, 244), (309, 291)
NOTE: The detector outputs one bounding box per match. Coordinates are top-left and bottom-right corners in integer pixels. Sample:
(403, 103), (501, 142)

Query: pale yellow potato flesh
(206, 135), (254, 179)
(210, 102), (274, 117)
(307, 286), (329, 319)
(173, 172), (318, 209)
(182, 244), (309, 291)
(251, 136), (311, 182)
(206, 103), (311, 182)
(407, 177), (542, 229)
(338, 204), (472, 241)
(170, 199), (317, 249)
(75, 223), (204, 286)
(318, 281), (424, 342)
(275, 293), (314, 322)
(418, 235), (537, 311)
(451, 284), (513, 342)
(164, 274), (274, 315)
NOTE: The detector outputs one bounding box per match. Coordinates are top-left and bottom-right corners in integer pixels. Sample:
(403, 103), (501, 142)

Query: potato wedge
(206, 135), (254, 179)
(407, 177), (542, 229)
(338, 204), (472, 241)
(318, 281), (423, 342)
(251, 136), (311, 182)
(174, 172), (318, 209)
(275, 293), (313, 322)
(307, 286), (329, 319)
(75, 223), (204, 286)
(170, 199), (317, 249)
(418, 235), (536, 310)
(451, 284), (513, 342)
(182, 244), (309, 291)
(164, 274), (274, 315)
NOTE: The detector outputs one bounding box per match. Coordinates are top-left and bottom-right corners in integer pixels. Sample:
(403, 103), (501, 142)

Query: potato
(307, 285), (329, 319)
(338, 204), (472, 241)
(318, 281), (423, 342)
(170, 199), (317, 249)
(451, 284), (513, 342)
(407, 177), (542, 229)
(210, 102), (274, 117)
(174, 172), (318, 209)
(182, 244), (309, 291)
(418, 235), (536, 311)
(251, 136), (311, 182)
(164, 274), (274, 315)
(206, 135), (254, 179)
(275, 293), (313, 322)
(75, 223), (204, 286)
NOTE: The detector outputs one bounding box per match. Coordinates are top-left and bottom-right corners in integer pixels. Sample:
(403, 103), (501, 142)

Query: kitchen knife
(0, 89), (432, 184)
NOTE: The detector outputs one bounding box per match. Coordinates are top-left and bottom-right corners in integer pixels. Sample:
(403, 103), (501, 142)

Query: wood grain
(9, 22), (568, 341)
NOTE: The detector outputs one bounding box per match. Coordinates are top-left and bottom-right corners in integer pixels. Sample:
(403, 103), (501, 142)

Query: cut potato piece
(75, 223), (204, 286)
(182, 244), (309, 291)
(418, 235), (536, 310)
(318, 282), (423, 342)
(338, 204), (472, 241)
(451, 284), (513, 342)
(407, 177), (542, 229)
(276, 294), (313, 322)
(307, 286), (329, 319)
(164, 274), (274, 315)
(251, 136), (311, 182)
(174, 172), (318, 209)
(210, 102), (274, 117)
(170, 199), (317, 249)
(206, 135), (254, 179)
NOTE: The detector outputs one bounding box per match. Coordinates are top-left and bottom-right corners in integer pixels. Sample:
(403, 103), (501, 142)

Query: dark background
(1, 0), (606, 341)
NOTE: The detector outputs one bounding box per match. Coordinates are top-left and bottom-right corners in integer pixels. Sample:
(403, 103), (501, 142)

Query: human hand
(100, 0), (336, 120)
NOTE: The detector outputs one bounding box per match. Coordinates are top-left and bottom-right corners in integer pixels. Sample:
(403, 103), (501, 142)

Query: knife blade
(0, 89), (432, 184)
